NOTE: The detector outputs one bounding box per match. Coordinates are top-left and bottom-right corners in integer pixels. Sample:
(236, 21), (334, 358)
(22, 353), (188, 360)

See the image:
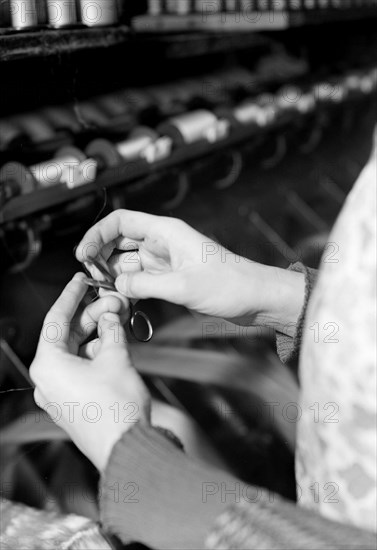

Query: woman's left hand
(30, 272), (151, 472)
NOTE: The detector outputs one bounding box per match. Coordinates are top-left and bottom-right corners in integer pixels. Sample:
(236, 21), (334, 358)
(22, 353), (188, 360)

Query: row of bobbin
(0, 0), (119, 30)
(2, 63), (374, 151)
(0, 66), (374, 153)
(1, 67), (376, 205)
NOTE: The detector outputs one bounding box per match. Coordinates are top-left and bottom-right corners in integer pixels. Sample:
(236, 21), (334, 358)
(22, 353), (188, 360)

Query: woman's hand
(30, 273), (151, 472)
(76, 210), (305, 334)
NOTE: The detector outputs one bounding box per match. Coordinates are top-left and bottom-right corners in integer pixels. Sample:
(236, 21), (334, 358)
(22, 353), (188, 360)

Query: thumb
(115, 271), (185, 303)
(97, 312), (128, 353)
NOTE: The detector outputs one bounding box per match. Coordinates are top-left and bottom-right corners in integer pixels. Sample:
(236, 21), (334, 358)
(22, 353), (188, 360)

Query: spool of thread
(276, 86), (303, 111)
(141, 136), (173, 163)
(166, 0), (191, 13)
(29, 146), (87, 188)
(148, 0), (162, 15)
(294, 92), (316, 114)
(195, 0), (221, 12)
(226, 0), (238, 10)
(47, 0), (76, 27)
(0, 162), (37, 208)
(158, 110), (223, 146)
(95, 94), (130, 117)
(10, 0), (38, 29)
(0, 119), (24, 151)
(11, 114), (55, 143)
(314, 81), (346, 104)
(80, 0), (118, 26)
(116, 127), (159, 161)
(30, 155), (81, 188)
(86, 127), (170, 169)
(233, 97), (275, 127)
(75, 101), (110, 128)
(40, 105), (82, 134)
(359, 73), (375, 94)
(0, 147), (96, 204)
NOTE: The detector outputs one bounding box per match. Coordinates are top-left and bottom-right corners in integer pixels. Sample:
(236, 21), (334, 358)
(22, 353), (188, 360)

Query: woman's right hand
(76, 210), (304, 333)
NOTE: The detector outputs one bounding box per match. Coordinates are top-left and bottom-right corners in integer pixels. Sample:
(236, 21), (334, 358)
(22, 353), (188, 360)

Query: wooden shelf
(130, 30), (270, 59)
(0, 25), (130, 62)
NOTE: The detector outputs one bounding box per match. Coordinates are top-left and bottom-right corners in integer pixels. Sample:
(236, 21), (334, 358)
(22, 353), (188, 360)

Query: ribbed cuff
(276, 262), (318, 364)
(99, 422), (231, 549)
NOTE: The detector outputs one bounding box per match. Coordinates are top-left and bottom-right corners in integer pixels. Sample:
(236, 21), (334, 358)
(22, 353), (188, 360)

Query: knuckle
(29, 357), (42, 385)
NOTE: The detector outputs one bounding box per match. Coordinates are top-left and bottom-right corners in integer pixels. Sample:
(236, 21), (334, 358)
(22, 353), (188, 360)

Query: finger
(115, 271), (185, 302)
(76, 210), (158, 263)
(79, 338), (100, 359)
(33, 387), (45, 408)
(108, 251), (142, 277)
(71, 295), (124, 348)
(97, 312), (129, 355)
(114, 236), (142, 251)
(39, 273), (88, 352)
(97, 288), (131, 325)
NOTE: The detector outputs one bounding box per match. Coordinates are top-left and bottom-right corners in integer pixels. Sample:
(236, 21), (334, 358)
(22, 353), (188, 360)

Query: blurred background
(0, 1), (376, 547)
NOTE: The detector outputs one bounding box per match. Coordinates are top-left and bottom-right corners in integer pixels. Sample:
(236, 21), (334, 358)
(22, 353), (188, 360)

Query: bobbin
(46, 0), (77, 27)
(0, 146), (90, 206)
(158, 110), (229, 146)
(0, 162), (37, 208)
(219, 94), (277, 129)
(80, 0), (118, 27)
(10, 0), (38, 29)
(75, 101), (110, 128)
(0, 119), (28, 151)
(10, 113), (56, 143)
(85, 127), (169, 169)
(40, 105), (82, 135)
(313, 81), (347, 104)
(93, 96), (136, 134)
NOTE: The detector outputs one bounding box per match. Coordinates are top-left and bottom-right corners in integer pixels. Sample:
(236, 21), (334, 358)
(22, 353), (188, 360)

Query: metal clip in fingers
(129, 308), (153, 343)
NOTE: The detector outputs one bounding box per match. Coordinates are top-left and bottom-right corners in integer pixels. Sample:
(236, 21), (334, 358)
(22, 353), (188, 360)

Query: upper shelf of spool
(1, 6), (376, 63)
(0, 25), (130, 62)
(133, 7), (377, 33)
(0, 24), (272, 62)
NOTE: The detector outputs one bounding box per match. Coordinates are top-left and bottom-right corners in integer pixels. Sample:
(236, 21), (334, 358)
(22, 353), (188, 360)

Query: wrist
(256, 266), (306, 336)
(238, 263), (305, 337)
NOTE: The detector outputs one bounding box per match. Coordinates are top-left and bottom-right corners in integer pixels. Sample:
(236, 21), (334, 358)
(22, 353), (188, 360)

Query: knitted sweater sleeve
(99, 423), (377, 550)
(275, 262), (318, 364)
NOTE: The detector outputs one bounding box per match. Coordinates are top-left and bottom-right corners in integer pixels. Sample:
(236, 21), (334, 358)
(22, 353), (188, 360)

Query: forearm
(100, 423), (376, 549)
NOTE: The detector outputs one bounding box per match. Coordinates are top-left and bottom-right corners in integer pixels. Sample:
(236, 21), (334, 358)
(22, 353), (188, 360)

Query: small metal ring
(130, 310), (153, 343)
(10, 222), (41, 273)
(214, 150), (243, 190)
(162, 172), (190, 210)
(261, 134), (287, 169)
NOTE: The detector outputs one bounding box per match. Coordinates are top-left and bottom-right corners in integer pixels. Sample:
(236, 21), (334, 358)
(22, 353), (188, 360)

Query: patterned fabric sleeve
(0, 498), (112, 550)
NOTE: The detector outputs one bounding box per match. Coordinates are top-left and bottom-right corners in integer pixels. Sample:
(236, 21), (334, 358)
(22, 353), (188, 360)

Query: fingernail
(103, 312), (119, 322)
(115, 274), (127, 293)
